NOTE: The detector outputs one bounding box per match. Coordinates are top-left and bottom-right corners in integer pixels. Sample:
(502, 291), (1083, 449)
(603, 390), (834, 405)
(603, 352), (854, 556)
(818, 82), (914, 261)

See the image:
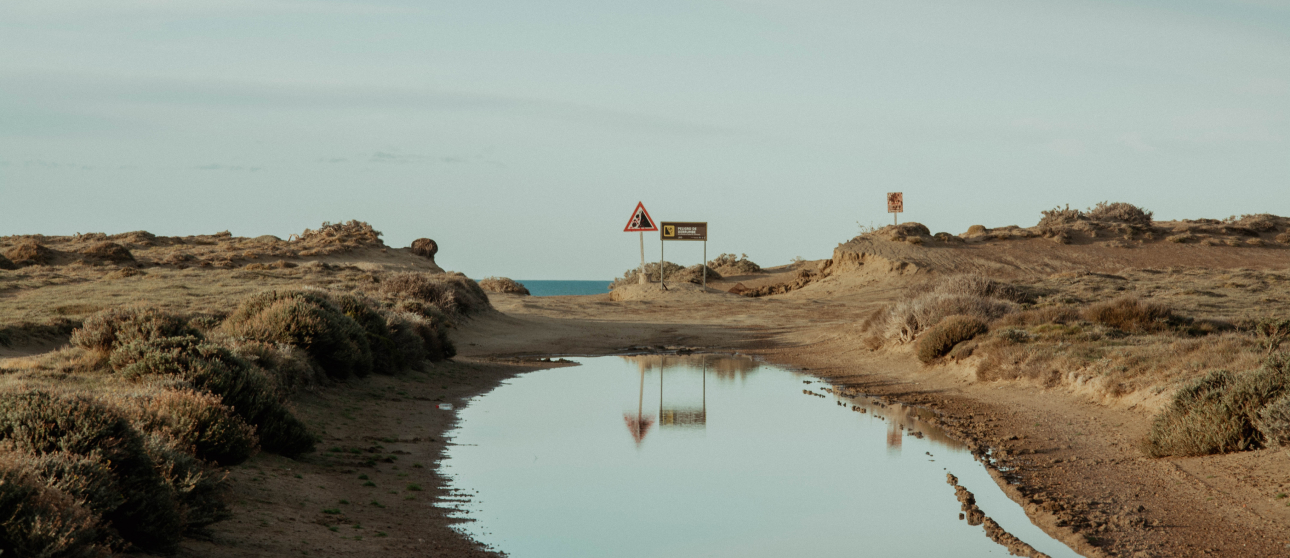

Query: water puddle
(441, 355), (1081, 558)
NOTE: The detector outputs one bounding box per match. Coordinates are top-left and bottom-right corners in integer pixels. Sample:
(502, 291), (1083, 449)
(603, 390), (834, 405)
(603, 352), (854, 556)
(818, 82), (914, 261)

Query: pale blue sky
(2, 0), (1288, 278)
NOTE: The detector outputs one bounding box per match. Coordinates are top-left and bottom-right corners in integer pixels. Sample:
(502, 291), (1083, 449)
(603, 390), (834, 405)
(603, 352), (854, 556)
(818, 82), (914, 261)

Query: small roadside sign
(624, 202), (657, 232)
(887, 192), (903, 214)
(660, 222), (707, 241)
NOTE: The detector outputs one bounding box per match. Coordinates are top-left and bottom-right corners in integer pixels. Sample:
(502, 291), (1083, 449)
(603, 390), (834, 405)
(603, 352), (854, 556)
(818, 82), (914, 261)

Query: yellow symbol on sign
(664, 225), (675, 237)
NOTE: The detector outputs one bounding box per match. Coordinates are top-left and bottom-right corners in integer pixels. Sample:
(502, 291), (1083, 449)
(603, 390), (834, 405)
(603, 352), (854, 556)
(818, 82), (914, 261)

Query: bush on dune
(0, 390), (183, 553)
(71, 307), (197, 353)
(380, 272), (490, 317)
(109, 336), (316, 457)
(140, 434), (231, 533)
(1144, 361), (1290, 457)
(1256, 394), (1290, 448)
(115, 389), (258, 466)
(478, 277), (530, 296)
(334, 293), (398, 375)
(221, 289), (373, 379)
(0, 457), (106, 558)
(1082, 297), (1177, 333)
(916, 315), (988, 363)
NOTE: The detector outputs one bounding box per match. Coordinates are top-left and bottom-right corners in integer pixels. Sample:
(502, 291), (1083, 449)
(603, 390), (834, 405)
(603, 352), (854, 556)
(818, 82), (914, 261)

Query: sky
(2, 0), (1288, 279)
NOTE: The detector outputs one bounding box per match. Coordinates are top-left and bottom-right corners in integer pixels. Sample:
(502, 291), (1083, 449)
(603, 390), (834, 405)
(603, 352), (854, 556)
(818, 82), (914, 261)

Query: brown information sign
(661, 222), (707, 241)
(887, 192), (903, 213)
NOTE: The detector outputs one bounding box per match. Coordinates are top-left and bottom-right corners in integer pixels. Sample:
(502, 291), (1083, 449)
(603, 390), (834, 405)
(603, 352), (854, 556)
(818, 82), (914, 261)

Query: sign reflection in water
(442, 354), (1082, 558)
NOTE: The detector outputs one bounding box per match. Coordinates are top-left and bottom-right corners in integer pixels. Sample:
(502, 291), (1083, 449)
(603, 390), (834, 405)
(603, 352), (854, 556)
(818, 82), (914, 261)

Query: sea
(513, 280), (613, 297)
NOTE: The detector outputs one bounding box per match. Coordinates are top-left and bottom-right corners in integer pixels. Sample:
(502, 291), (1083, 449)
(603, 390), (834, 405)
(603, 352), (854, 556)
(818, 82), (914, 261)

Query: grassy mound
(222, 289), (373, 379)
(3, 242), (54, 266)
(0, 253), (16, 271)
(917, 315), (988, 363)
(1143, 363), (1290, 457)
(379, 272), (490, 317)
(108, 336), (317, 457)
(478, 277), (530, 296)
(79, 243), (134, 263)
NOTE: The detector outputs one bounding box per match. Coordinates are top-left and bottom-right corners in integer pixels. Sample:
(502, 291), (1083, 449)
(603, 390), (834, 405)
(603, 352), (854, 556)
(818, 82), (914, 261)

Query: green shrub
(229, 341), (322, 394)
(917, 315), (988, 363)
(1082, 297), (1175, 333)
(222, 289), (372, 379)
(380, 272), (490, 317)
(0, 390), (183, 553)
(141, 434), (230, 533)
(1257, 394), (1290, 447)
(70, 307), (196, 353)
(1144, 364), (1290, 457)
(334, 293), (397, 375)
(0, 457), (105, 558)
(110, 337), (316, 457)
(118, 389), (258, 466)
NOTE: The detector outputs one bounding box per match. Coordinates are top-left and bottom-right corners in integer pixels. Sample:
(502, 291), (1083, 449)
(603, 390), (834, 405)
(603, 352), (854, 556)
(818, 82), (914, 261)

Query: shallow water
(512, 280), (612, 296)
(442, 355), (1081, 558)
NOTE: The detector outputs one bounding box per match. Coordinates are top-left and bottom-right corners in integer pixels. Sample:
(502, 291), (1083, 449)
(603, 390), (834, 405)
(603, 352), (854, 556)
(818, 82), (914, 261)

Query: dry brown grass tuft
(4, 242), (54, 266)
(78, 243), (134, 263)
(478, 277), (530, 296)
(917, 315), (988, 363)
(294, 220), (384, 256)
(707, 253), (761, 275)
(1081, 297), (1176, 333)
(1086, 201), (1153, 227)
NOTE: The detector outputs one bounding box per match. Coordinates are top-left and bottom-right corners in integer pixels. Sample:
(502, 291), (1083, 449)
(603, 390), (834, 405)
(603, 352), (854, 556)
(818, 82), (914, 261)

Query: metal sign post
(887, 192), (904, 226)
(623, 202), (658, 284)
(660, 221), (709, 291)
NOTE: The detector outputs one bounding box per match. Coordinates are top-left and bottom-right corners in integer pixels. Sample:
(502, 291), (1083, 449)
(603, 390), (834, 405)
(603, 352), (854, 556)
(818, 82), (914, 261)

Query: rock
(410, 238), (438, 259)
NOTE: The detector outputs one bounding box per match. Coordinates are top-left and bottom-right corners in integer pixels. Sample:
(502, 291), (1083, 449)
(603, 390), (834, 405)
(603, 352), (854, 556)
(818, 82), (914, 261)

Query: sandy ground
(173, 279), (1290, 558)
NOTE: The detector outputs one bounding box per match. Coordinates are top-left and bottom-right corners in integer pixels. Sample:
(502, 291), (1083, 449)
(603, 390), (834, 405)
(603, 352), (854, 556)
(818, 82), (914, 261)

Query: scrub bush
(71, 307), (196, 353)
(477, 277), (530, 296)
(79, 243), (134, 263)
(1086, 201), (1153, 227)
(4, 242), (53, 266)
(0, 457), (105, 558)
(229, 341), (322, 394)
(1144, 363), (1290, 457)
(109, 336), (316, 457)
(334, 293), (397, 375)
(118, 389), (258, 466)
(380, 272), (490, 317)
(0, 390), (183, 553)
(141, 434), (230, 533)
(1257, 394), (1290, 447)
(917, 315), (988, 363)
(1082, 297), (1176, 333)
(222, 289), (372, 379)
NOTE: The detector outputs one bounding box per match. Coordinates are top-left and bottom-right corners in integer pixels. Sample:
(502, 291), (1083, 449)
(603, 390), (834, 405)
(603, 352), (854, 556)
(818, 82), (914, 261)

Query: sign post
(887, 192), (904, 226)
(660, 221), (709, 290)
(623, 202), (658, 284)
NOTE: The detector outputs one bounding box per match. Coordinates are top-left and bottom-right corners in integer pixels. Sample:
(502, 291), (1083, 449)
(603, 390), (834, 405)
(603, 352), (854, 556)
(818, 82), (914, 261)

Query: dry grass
(707, 253), (761, 275)
(610, 261), (685, 289)
(410, 238), (437, 259)
(1143, 363), (1290, 457)
(916, 315), (988, 363)
(478, 277), (530, 296)
(4, 242), (54, 266)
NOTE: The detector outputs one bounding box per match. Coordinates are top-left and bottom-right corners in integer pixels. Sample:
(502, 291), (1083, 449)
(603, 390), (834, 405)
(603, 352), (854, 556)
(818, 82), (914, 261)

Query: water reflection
(443, 355), (1082, 558)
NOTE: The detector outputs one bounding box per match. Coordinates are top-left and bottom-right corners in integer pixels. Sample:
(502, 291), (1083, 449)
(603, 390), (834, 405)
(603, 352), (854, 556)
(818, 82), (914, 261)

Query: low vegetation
(0, 222), (491, 555)
(478, 277), (530, 296)
(869, 267), (1290, 459)
(707, 253), (761, 275)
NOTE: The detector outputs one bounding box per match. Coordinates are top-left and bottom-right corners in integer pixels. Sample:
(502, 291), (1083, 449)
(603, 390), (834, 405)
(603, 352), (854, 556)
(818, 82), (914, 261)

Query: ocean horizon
(511, 280), (613, 297)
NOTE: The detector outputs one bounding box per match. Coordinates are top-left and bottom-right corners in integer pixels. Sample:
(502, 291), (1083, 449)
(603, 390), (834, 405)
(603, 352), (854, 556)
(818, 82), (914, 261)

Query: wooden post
(639, 231), (646, 284)
(660, 238), (666, 289)
(702, 240), (707, 291)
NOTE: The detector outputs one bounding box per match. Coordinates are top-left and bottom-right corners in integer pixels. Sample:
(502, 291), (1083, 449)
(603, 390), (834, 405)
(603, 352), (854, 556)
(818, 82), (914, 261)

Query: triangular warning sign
(623, 202), (657, 232)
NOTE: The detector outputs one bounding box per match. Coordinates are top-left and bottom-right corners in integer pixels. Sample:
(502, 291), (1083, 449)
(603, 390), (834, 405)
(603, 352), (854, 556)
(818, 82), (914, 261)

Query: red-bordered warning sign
(623, 202), (658, 232)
